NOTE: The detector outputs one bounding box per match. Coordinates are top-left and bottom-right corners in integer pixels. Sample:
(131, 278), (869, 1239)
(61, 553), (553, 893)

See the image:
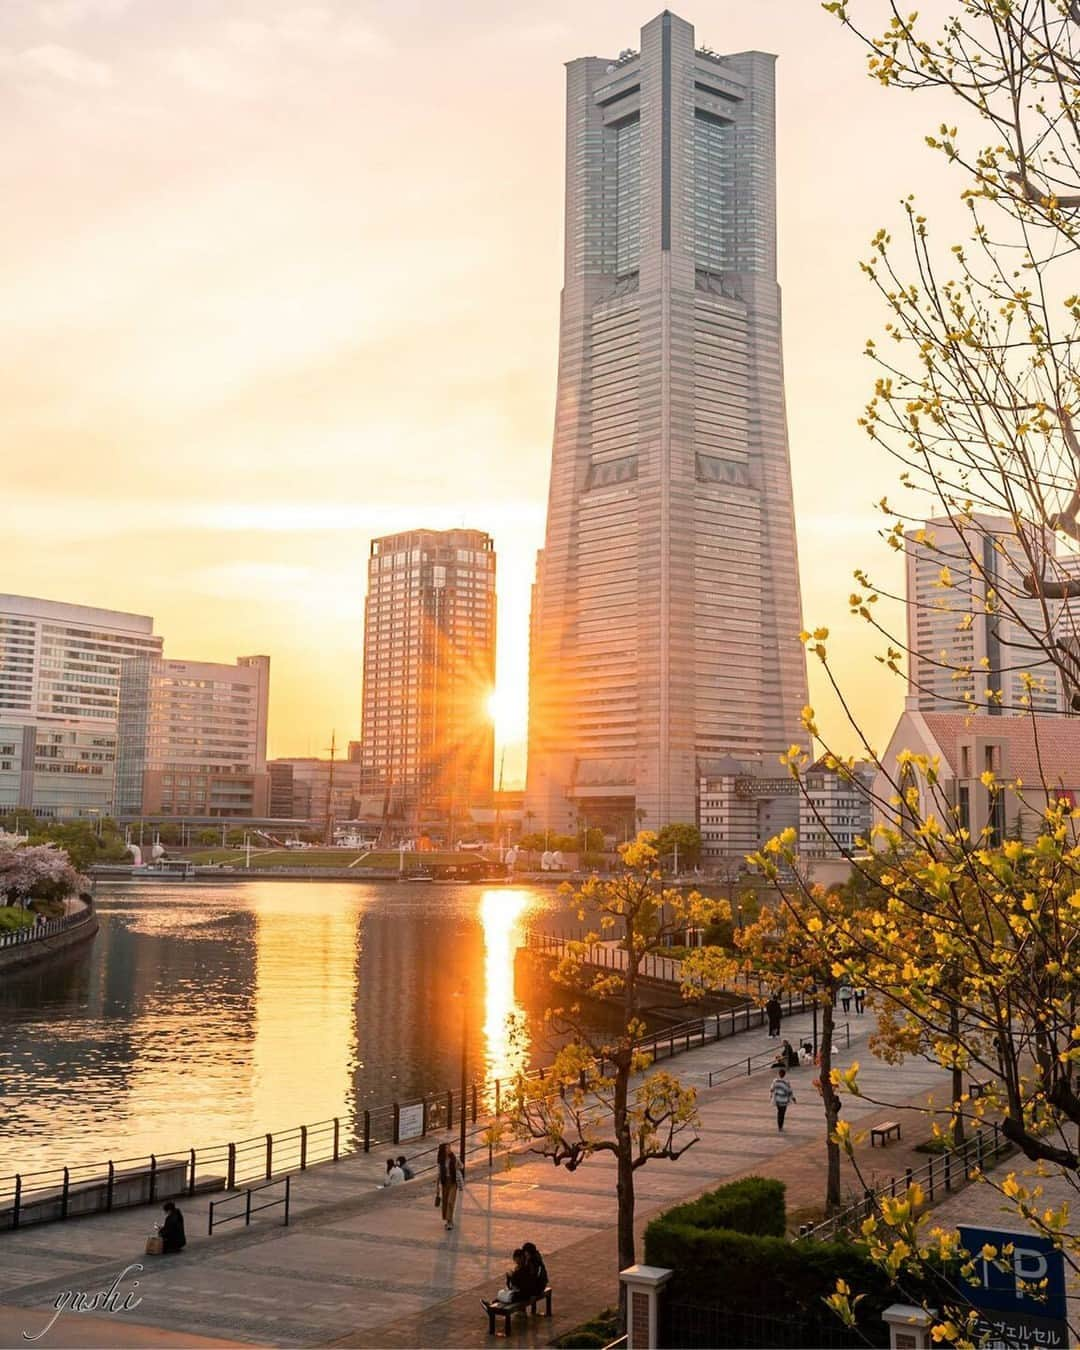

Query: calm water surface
(0, 880), (575, 1175)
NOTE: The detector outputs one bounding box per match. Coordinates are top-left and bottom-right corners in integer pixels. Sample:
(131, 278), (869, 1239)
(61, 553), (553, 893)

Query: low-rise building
(699, 761), (800, 863)
(267, 757), (370, 824)
(799, 759), (875, 860)
(875, 705), (1080, 843)
(115, 655), (270, 819)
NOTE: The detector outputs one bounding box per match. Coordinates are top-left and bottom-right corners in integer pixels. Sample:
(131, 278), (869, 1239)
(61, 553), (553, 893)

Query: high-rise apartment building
(527, 12), (807, 835)
(359, 529), (496, 825)
(906, 515), (1062, 715)
(115, 655), (270, 819)
(0, 594), (162, 819)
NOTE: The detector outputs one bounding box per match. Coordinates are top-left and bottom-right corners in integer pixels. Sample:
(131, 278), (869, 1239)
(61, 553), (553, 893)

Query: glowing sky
(2, 0), (969, 786)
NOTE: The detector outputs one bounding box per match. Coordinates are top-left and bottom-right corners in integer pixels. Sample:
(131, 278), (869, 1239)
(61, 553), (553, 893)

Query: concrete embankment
(0, 901), (97, 973)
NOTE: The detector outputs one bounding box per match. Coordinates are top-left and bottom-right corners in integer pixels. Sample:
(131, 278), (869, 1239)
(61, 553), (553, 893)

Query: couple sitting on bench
(482, 1242), (550, 1331)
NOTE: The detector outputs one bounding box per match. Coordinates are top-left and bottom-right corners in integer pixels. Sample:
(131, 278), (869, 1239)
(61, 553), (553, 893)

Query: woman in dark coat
(160, 1201), (186, 1253)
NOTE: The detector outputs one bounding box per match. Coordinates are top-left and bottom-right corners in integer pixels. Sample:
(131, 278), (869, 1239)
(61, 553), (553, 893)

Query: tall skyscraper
(359, 529), (496, 829)
(0, 594), (162, 819)
(526, 12), (807, 836)
(115, 655), (270, 818)
(906, 515), (1062, 715)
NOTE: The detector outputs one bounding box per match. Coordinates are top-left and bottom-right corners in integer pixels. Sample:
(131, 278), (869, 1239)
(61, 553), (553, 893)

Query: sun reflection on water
(480, 888), (529, 1083)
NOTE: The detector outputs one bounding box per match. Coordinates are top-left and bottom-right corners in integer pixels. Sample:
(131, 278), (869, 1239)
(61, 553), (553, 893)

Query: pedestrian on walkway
(435, 1142), (463, 1230)
(396, 1154), (415, 1180)
(853, 987), (866, 1014)
(385, 1157), (405, 1185)
(838, 983), (853, 1014)
(765, 994), (782, 1038)
(769, 1069), (796, 1131)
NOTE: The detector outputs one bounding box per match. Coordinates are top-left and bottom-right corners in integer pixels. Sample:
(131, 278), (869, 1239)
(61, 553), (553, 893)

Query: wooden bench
(870, 1120), (901, 1147)
(482, 1287), (553, 1337)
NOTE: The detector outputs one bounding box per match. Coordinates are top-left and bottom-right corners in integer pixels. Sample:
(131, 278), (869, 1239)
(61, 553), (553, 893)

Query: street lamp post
(459, 981), (469, 1167)
(811, 984), (819, 1056)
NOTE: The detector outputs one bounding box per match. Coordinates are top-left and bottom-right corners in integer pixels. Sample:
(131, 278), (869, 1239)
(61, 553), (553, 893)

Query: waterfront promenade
(0, 1011), (955, 1348)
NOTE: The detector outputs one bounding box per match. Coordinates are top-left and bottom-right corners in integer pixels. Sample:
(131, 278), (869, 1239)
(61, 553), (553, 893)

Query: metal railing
(0, 941), (813, 1234)
(208, 1175), (290, 1235)
(797, 1121), (1009, 1243)
(707, 1023), (851, 1088)
(523, 929), (776, 1000)
(0, 905), (93, 950)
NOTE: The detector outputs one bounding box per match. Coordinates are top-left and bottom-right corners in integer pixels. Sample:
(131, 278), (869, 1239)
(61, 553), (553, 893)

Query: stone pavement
(0, 1011), (952, 1349)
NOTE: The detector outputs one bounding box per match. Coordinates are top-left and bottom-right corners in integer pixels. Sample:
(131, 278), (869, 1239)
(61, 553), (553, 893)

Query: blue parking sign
(958, 1225), (1068, 1349)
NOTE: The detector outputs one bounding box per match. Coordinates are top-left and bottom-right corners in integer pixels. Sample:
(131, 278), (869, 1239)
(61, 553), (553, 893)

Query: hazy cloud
(12, 41), (112, 85)
(36, 0), (132, 29)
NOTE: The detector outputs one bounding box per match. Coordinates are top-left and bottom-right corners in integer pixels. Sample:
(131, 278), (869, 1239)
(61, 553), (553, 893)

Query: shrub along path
(0, 1014), (951, 1348)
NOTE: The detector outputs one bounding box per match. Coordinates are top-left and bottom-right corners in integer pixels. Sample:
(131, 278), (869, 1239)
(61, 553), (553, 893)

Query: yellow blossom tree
(780, 3), (1080, 1338)
(506, 833), (725, 1316)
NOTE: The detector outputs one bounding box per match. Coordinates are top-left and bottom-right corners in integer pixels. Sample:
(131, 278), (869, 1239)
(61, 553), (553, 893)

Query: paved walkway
(0, 1012), (952, 1348)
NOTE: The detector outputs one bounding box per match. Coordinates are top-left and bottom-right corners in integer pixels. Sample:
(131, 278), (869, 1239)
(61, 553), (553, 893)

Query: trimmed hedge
(644, 1177), (912, 1333)
(652, 1175), (786, 1239)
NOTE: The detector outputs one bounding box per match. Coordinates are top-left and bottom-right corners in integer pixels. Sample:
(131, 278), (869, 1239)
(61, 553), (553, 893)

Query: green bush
(654, 1176), (786, 1239)
(554, 1309), (618, 1349)
(643, 1177), (911, 1331)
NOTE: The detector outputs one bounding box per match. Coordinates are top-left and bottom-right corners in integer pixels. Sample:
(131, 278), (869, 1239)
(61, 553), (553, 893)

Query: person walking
(769, 1068), (796, 1132)
(838, 983), (853, 1014)
(435, 1142), (462, 1231)
(765, 993), (782, 1038)
(853, 986), (866, 1015)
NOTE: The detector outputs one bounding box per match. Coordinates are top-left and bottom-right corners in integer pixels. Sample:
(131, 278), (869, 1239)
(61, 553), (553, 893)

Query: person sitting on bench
(521, 1242), (548, 1295)
(492, 1249), (530, 1306)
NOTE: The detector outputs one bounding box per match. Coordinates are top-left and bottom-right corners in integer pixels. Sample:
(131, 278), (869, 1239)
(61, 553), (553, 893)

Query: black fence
(208, 1175), (290, 1235)
(0, 905), (93, 950)
(0, 990), (759, 1233)
(798, 1122), (1009, 1243)
(660, 1301), (883, 1349)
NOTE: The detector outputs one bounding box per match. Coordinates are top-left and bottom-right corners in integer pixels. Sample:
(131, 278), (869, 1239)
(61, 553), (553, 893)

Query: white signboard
(398, 1103), (425, 1141)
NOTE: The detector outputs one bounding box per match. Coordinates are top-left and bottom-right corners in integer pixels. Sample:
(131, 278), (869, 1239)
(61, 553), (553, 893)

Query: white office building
(0, 595), (162, 819)
(798, 759), (875, 860)
(905, 515), (1062, 715)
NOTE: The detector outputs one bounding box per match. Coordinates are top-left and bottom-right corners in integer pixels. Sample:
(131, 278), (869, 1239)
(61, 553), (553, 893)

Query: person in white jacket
(769, 1069), (796, 1131)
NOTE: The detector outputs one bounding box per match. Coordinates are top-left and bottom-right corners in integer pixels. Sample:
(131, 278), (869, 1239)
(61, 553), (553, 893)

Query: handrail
(0, 938), (798, 1231)
(707, 1023), (852, 1087)
(796, 1121), (1007, 1243)
(208, 1175), (290, 1234)
(0, 905), (93, 950)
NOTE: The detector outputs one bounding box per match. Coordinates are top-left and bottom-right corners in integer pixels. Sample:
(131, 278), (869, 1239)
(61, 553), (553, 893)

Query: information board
(397, 1103), (425, 1142)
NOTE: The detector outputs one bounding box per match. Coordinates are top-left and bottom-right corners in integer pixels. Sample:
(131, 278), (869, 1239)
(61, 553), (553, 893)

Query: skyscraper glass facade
(526, 13), (807, 841)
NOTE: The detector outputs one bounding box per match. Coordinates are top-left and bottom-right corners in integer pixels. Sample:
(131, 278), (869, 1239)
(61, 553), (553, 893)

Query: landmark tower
(527, 12), (807, 835)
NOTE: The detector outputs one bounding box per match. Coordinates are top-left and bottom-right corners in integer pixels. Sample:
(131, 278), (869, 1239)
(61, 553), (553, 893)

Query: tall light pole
(459, 980), (469, 1167)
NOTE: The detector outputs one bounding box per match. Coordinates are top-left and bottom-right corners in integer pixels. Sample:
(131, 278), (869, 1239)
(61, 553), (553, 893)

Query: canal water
(0, 880), (576, 1177)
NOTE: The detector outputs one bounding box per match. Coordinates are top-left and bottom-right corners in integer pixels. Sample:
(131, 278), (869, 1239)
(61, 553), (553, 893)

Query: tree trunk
(614, 1055), (636, 1329)
(820, 997), (842, 1212)
(949, 1002), (966, 1144)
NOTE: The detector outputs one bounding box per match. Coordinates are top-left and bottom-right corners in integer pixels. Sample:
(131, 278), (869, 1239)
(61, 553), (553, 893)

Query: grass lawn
(0, 905), (36, 934)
